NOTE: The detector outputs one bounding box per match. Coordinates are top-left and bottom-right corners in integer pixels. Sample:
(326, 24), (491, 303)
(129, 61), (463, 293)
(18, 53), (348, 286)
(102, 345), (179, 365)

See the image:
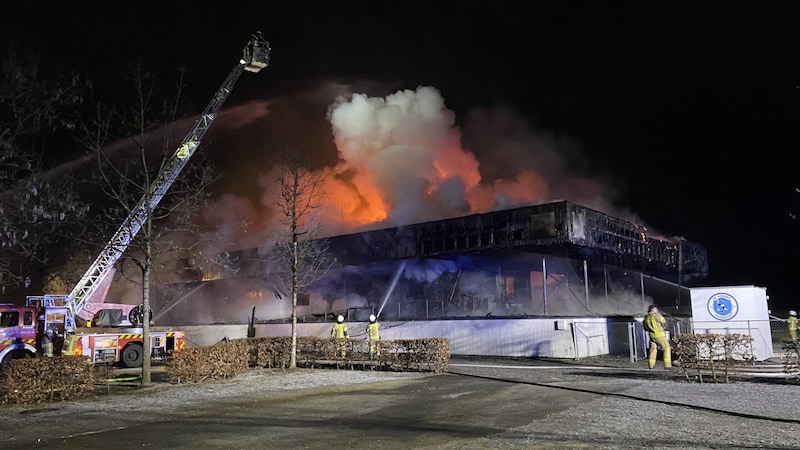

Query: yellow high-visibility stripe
(0, 338), (36, 346)
(112, 332), (178, 340)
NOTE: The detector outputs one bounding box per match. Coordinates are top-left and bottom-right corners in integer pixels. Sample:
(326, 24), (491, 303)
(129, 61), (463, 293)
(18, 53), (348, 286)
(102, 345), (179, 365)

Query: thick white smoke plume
(158, 83), (646, 324)
(198, 83), (634, 245)
(318, 85), (624, 231)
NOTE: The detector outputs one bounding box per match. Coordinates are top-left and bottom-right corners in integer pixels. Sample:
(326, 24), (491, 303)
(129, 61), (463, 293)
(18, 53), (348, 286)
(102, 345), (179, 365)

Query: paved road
(5, 372), (586, 449)
(2, 357), (798, 449)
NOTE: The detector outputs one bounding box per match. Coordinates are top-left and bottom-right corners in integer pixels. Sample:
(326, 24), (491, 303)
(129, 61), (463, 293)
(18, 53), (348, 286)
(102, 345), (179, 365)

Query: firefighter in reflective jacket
(789, 310), (798, 342)
(367, 314), (381, 357)
(331, 315), (349, 357)
(42, 327), (54, 357)
(643, 304), (672, 369)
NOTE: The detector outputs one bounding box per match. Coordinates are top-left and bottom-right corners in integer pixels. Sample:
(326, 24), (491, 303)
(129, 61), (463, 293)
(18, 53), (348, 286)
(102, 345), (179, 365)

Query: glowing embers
(201, 271), (223, 282)
(245, 290), (266, 299)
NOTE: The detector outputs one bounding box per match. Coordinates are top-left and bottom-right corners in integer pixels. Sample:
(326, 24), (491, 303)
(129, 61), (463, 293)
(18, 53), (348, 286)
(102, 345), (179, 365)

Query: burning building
(150, 86), (708, 326)
(157, 200), (708, 326)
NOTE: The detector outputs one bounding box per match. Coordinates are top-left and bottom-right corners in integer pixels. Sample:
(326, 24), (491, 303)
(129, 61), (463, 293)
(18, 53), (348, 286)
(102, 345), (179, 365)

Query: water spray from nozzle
(377, 260), (407, 318)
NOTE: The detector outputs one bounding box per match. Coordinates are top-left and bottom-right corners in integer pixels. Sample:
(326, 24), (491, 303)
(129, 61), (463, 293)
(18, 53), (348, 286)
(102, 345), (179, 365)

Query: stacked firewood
(165, 336), (451, 382)
(673, 333), (755, 383)
(0, 337), (450, 403)
(781, 342), (799, 380)
(293, 337), (450, 372)
(0, 357), (93, 404)
(248, 336), (292, 368)
(378, 339), (450, 373)
(296, 336), (340, 362)
(165, 340), (249, 383)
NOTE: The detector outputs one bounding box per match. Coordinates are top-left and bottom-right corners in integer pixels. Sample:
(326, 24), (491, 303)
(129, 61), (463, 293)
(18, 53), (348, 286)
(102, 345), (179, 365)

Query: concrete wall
(180, 317), (621, 359)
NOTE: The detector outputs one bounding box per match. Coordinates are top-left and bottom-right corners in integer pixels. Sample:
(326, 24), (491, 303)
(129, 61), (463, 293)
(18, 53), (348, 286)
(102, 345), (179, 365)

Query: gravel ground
(2, 360), (799, 449)
(481, 375), (800, 449)
(451, 356), (800, 449)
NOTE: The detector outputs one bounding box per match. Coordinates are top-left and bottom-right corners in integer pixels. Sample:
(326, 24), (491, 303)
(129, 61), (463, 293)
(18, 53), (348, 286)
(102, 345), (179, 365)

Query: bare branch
(270, 143), (334, 368)
(0, 43), (89, 289)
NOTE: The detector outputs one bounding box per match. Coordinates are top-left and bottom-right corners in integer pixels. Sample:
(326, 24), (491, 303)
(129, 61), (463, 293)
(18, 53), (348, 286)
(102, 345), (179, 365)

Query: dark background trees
(1, 43), (232, 381)
(0, 44), (88, 296)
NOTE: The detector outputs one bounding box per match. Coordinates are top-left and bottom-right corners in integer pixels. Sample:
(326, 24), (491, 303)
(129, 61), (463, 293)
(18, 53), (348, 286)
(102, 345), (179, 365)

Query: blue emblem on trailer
(707, 293), (739, 321)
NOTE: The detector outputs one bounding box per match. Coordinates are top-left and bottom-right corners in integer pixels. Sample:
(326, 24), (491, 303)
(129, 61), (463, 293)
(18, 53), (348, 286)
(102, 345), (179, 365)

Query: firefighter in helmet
(331, 315), (349, 358)
(788, 310), (798, 343)
(643, 304), (672, 369)
(367, 314), (381, 358)
(42, 327), (55, 357)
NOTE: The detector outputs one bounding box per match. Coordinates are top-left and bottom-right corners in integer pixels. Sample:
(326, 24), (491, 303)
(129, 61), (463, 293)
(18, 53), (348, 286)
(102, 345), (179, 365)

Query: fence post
(628, 321), (637, 362)
(542, 255), (548, 316)
(571, 321), (579, 360)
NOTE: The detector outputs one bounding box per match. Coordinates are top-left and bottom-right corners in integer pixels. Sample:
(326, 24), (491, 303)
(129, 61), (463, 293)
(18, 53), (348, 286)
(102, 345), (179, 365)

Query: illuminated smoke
(316, 86), (624, 231)
(162, 84), (650, 324)
(200, 83), (633, 237)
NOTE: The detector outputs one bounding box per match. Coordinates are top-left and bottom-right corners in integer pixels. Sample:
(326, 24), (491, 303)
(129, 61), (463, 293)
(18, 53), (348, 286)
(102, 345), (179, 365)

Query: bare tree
(272, 146), (333, 368)
(0, 44), (88, 294)
(78, 61), (226, 384)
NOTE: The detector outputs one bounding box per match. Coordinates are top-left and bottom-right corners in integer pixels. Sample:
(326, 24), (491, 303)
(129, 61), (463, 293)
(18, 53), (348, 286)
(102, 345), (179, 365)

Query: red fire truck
(0, 32), (271, 367)
(0, 300), (184, 367)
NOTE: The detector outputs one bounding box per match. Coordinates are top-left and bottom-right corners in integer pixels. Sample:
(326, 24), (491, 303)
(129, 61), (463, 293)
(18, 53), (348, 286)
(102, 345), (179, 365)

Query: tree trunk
(290, 240), (298, 369)
(141, 230), (152, 385)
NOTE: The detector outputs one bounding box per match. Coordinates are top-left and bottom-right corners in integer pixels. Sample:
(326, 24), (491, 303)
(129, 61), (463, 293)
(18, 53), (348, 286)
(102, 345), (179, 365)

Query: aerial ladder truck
(1, 32), (271, 367)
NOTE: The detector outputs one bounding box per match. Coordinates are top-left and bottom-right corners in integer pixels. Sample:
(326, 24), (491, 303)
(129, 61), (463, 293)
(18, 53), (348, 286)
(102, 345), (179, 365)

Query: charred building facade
(161, 201), (708, 325)
(327, 200), (707, 279)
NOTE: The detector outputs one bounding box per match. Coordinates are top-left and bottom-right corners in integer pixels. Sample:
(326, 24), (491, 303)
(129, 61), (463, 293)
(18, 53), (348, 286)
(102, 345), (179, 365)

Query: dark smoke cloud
(142, 82), (663, 324)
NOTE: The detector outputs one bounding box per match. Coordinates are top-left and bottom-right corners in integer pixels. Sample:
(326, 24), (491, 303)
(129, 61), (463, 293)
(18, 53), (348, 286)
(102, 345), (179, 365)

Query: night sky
(3, 3), (800, 311)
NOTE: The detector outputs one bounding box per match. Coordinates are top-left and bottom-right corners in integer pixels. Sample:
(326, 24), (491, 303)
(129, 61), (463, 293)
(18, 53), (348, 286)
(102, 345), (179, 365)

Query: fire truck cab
(0, 304), (42, 363)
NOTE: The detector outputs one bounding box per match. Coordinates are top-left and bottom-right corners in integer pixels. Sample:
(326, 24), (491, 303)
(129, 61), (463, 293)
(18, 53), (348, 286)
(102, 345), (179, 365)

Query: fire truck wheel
(121, 343), (144, 368)
(128, 306), (153, 326)
(1, 351), (33, 365)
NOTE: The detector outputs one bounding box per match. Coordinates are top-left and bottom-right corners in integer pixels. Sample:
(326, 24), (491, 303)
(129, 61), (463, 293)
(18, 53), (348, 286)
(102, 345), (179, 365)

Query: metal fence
(574, 315), (696, 361)
(623, 318), (793, 362)
(294, 307), (796, 362)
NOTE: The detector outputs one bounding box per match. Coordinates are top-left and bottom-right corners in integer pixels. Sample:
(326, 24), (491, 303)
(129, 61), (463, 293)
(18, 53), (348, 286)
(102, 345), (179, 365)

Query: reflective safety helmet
(337, 315), (345, 323)
(369, 314), (376, 322)
(791, 310), (797, 316)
